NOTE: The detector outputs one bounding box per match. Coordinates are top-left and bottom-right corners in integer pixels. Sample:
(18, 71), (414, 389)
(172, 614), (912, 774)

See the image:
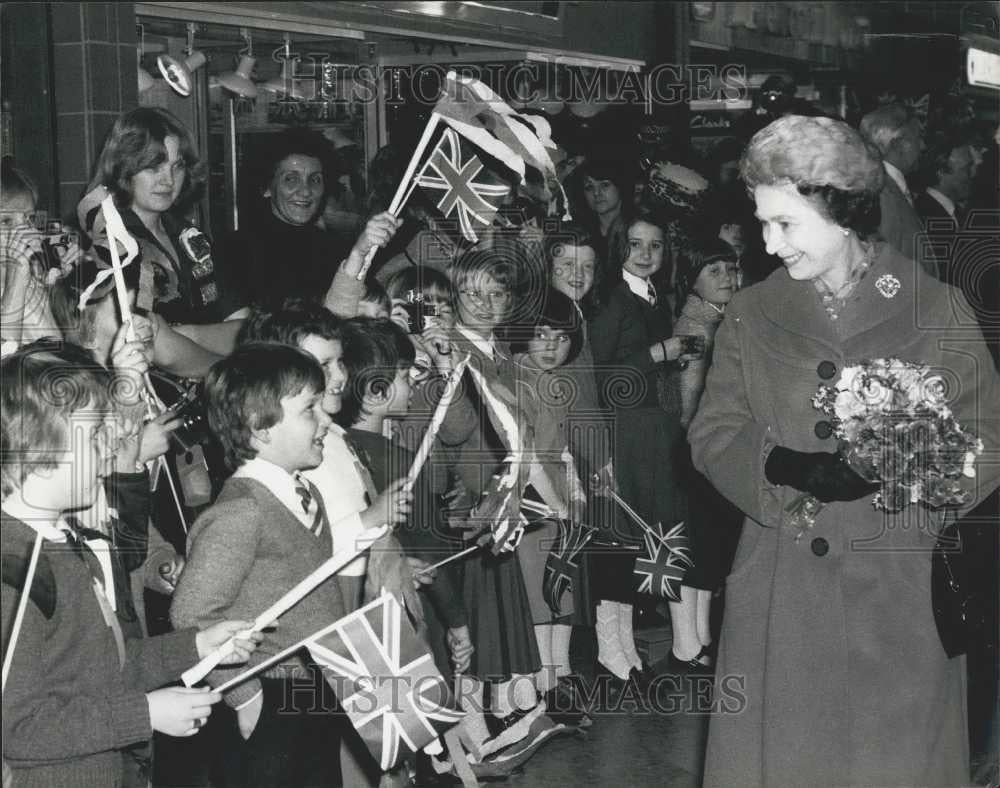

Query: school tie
(63, 519), (126, 668)
(646, 281), (658, 307)
(293, 474), (327, 537)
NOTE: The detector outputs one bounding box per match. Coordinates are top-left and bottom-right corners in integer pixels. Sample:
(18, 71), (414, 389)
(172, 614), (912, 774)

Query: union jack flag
(633, 521), (692, 601)
(414, 127), (510, 242)
(306, 592), (464, 771)
(543, 519), (595, 616)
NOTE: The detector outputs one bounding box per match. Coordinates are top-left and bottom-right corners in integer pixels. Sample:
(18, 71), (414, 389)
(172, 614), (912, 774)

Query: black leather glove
(765, 446), (880, 503)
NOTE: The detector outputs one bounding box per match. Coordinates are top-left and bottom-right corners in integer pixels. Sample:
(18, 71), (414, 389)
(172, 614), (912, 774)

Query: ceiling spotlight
(137, 23), (154, 94)
(138, 65), (155, 93)
(157, 24), (205, 97)
(261, 34), (309, 100)
(219, 55), (258, 98)
(219, 29), (258, 99)
(157, 51), (206, 97)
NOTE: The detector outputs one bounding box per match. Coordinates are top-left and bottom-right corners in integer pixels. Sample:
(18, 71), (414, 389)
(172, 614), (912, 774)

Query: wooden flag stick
(602, 487), (684, 558)
(101, 197), (188, 533)
(181, 524), (388, 687)
(356, 111), (443, 281)
(1, 531), (43, 690)
(215, 618), (343, 693)
(404, 354), (470, 493)
(417, 544), (481, 576)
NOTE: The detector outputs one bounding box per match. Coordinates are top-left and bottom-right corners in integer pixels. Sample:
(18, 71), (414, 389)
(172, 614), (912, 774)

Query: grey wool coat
(688, 242), (1000, 787)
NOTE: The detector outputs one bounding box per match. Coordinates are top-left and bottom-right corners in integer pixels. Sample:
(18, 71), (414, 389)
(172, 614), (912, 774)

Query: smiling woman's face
(267, 154), (325, 226)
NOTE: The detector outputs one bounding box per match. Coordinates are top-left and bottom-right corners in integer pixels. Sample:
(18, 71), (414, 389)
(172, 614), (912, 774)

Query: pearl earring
(842, 228), (850, 236)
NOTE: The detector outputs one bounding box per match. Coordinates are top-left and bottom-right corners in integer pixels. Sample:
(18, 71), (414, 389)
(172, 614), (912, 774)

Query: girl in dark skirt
(503, 286), (593, 725)
(436, 243), (546, 754)
(589, 208), (697, 678)
(672, 236), (744, 664)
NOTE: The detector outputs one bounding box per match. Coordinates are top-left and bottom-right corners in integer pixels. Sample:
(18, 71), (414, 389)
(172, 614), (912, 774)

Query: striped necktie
(293, 474), (327, 537)
(646, 281), (658, 306)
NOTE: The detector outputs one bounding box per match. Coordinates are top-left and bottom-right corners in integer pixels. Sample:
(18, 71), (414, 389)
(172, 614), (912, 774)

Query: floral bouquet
(786, 358), (984, 537)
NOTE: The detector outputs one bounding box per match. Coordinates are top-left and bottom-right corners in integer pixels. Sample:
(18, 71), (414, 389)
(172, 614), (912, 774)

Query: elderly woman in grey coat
(689, 115), (1000, 787)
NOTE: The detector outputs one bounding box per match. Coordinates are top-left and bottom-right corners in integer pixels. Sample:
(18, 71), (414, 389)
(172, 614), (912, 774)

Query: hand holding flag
(354, 70), (567, 279)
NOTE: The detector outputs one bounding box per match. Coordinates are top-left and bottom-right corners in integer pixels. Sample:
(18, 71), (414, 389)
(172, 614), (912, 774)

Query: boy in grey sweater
(171, 342), (352, 787)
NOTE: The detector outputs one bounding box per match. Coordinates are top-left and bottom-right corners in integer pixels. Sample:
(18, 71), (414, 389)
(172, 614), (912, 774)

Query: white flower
(860, 378), (891, 410)
(962, 451), (977, 478)
(920, 374), (948, 406)
(838, 364), (862, 393)
(834, 389), (865, 421)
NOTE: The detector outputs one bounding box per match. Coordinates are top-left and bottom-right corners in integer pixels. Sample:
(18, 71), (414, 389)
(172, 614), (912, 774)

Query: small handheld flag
(543, 520), (596, 616)
(414, 128), (510, 243)
(632, 521), (692, 601)
(308, 591), (464, 771)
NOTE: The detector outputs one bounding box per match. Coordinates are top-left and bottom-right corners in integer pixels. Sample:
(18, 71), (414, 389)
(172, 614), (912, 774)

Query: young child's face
(47, 409), (118, 511)
(262, 386), (330, 472)
(298, 335), (347, 415)
(455, 272), (512, 334)
(550, 243), (596, 302)
(525, 325), (572, 371)
(693, 260), (740, 305)
(623, 220), (665, 279)
(0, 190), (35, 230)
(379, 367), (413, 418)
(356, 300), (389, 319)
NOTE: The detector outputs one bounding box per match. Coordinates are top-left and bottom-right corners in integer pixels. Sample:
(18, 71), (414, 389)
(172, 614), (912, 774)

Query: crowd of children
(0, 106), (752, 788)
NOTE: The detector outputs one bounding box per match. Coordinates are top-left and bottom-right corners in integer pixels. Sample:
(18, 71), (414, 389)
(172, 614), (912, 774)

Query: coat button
(817, 361), (837, 380)
(814, 420), (833, 439)
(811, 537), (829, 557)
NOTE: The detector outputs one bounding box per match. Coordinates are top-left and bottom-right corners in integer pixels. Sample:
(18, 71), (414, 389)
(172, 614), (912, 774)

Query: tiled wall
(50, 2), (136, 220)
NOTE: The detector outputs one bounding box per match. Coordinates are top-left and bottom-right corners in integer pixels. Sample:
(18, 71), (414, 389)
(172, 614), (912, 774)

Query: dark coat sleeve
(589, 289), (658, 377)
(687, 297), (777, 526)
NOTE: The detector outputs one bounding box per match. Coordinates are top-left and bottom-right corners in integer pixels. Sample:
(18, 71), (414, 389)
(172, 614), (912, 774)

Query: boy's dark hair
(236, 298), (342, 348)
(361, 280), (391, 314)
(504, 286), (583, 363)
(337, 318), (415, 428)
(384, 265), (451, 303)
(1, 157), (38, 205)
(1, 340), (112, 497)
(205, 342), (325, 470)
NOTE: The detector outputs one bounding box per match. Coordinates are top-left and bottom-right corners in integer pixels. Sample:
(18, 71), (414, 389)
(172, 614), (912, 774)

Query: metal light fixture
(137, 24), (155, 94)
(260, 34), (309, 100)
(157, 23), (206, 97)
(218, 28), (258, 99)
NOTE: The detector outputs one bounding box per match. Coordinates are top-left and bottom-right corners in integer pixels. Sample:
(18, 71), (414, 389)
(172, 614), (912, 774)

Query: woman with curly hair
(689, 115), (1000, 786)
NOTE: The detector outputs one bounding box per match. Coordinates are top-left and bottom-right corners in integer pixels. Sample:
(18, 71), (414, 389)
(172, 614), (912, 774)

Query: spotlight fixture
(138, 65), (155, 93)
(218, 29), (258, 99)
(157, 23), (206, 97)
(137, 24), (154, 94)
(260, 34), (309, 100)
